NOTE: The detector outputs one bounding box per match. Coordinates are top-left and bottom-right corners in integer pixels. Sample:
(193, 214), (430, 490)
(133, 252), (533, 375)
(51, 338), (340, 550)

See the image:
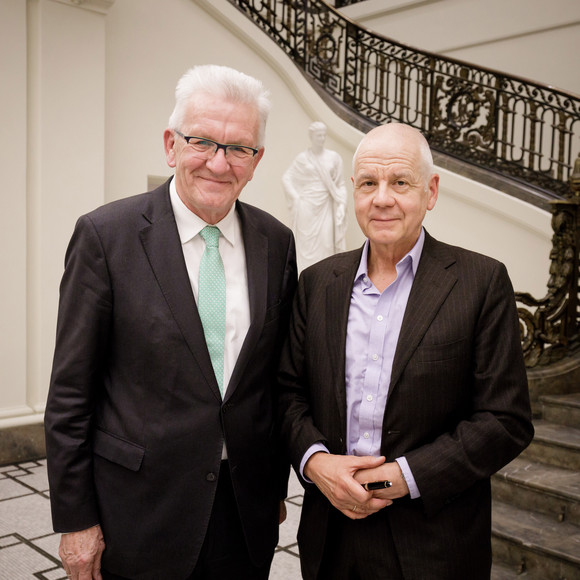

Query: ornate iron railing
(516, 158), (580, 366)
(225, 0), (580, 366)
(228, 0), (579, 199)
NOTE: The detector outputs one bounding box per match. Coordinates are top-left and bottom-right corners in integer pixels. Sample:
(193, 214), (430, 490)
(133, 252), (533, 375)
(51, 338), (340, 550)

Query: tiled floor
(0, 459), (303, 579)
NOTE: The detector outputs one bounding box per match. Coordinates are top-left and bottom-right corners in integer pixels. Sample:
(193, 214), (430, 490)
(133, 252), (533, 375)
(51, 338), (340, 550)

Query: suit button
(206, 472), (217, 482)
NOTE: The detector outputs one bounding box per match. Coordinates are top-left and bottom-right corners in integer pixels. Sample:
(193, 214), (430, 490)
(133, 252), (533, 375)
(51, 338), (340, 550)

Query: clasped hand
(304, 452), (409, 519)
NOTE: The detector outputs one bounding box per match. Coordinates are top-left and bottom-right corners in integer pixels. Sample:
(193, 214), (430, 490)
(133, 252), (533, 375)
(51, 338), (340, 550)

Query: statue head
(309, 121), (327, 151)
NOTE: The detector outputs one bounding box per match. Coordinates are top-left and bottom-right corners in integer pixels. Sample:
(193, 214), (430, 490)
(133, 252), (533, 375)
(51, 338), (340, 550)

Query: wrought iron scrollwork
(515, 155), (580, 366)
(429, 72), (497, 162)
(228, 0), (579, 198)
(227, 0), (580, 365)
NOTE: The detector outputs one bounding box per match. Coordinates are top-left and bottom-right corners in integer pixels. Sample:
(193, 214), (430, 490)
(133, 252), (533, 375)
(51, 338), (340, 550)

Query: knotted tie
(198, 226), (226, 394)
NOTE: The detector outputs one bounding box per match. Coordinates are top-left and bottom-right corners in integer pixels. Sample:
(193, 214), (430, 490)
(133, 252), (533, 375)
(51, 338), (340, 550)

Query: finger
(92, 551), (103, 579)
(340, 505), (366, 520)
(344, 497), (390, 518)
(77, 568), (94, 580)
(279, 501), (288, 524)
(347, 479), (376, 504)
(345, 503), (380, 520)
(350, 455), (386, 471)
(93, 534), (105, 579)
(60, 558), (73, 579)
(367, 497), (392, 511)
(370, 487), (397, 500)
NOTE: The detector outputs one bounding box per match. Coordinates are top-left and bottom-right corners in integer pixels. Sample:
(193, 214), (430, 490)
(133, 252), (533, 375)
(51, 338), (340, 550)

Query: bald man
(278, 123), (533, 580)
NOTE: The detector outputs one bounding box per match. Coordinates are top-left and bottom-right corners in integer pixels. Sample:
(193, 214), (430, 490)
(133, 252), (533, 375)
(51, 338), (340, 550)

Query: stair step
(493, 457), (580, 526)
(492, 500), (580, 579)
(541, 393), (580, 429)
(521, 420), (580, 470)
(490, 561), (530, 579)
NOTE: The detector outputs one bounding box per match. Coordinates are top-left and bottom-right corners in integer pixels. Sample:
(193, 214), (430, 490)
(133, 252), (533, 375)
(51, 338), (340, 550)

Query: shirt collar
(169, 177), (238, 246)
(355, 228), (426, 284)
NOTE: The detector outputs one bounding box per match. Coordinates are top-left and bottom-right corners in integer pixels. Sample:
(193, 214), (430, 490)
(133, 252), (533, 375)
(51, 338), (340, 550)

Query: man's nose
(374, 182), (395, 205)
(206, 147), (230, 172)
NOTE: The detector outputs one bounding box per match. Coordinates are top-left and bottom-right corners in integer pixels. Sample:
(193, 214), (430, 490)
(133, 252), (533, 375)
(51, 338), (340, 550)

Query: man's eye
(191, 139), (213, 149)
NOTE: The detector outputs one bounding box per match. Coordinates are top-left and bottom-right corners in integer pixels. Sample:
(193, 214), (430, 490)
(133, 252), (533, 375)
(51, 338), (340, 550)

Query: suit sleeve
(274, 231), (299, 499)
(44, 215), (112, 532)
(404, 261), (534, 516)
(278, 271), (330, 474)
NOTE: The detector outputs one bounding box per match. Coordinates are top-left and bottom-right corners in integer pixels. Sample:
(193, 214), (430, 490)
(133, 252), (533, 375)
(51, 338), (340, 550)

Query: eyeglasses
(174, 130), (259, 166)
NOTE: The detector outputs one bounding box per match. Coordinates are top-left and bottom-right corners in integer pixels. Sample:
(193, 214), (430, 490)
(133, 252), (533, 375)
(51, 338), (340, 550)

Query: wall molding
(0, 423), (46, 466)
(48, 0), (116, 15)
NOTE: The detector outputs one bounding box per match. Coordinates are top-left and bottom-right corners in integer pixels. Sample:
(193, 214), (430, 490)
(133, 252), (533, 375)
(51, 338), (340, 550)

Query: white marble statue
(282, 122), (348, 272)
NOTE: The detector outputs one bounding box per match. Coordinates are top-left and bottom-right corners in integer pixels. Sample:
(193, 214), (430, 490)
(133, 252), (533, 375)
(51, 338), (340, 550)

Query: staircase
(490, 392), (580, 579)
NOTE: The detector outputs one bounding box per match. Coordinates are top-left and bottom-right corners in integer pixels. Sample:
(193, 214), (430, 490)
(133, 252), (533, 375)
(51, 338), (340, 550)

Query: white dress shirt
(169, 178), (251, 398)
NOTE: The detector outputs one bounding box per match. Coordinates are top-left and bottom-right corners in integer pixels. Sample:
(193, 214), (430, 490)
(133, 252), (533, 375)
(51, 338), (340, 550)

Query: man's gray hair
(168, 64), (271, 147)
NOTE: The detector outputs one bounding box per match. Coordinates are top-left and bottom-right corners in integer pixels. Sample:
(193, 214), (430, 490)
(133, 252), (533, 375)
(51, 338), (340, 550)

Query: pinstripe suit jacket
(279, 230), (533, 580)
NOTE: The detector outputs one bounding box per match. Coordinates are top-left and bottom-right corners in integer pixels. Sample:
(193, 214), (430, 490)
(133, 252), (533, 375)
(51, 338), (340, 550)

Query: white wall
(424, 170), (552, 297)
(0, 0), (558, 427)
(0, 0), (28, 419)
(1, 0), (108, 427)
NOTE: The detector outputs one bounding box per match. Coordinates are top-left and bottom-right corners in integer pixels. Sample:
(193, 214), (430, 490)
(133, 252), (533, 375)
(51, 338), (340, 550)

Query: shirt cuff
(299, 442), (329, 483)
(396, 457), (420, 499)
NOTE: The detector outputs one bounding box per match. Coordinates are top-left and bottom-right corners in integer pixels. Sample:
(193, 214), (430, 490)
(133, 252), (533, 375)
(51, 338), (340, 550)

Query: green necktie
(198, 226), (226, 395)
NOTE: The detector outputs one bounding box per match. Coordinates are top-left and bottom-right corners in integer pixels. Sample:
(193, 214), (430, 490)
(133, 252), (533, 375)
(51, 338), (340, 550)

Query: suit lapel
(390, 233), (458, 391)
(139, 184), (221, 400)
(223, 202), (268, 401)
(325, 250), (363, 433)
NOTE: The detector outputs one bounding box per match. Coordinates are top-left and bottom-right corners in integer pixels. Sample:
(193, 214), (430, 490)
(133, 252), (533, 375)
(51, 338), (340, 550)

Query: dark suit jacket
(44, 179), (297, 579)
(279, 231), (533, 580)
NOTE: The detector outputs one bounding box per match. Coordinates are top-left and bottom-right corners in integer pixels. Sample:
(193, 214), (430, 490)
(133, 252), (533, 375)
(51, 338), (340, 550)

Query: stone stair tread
(532, 420), (580, 450)
(541, 392), (580, 409)
(496, 456), (580, 502)
(492, 500), (580, 566)
(490, 561), (529, 579)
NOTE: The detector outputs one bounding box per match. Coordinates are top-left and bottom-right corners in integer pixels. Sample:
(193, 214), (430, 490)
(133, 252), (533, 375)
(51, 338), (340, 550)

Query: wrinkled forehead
(355, 134), (423, 174)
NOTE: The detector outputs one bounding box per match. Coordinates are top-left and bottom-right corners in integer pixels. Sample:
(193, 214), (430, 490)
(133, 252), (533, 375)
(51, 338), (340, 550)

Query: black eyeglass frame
(173, 130), (259, 159)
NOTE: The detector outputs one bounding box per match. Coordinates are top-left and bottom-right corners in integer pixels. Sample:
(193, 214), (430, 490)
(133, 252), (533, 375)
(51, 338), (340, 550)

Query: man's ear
(164, 129), (177, 168)
(426, 174), (439, 211)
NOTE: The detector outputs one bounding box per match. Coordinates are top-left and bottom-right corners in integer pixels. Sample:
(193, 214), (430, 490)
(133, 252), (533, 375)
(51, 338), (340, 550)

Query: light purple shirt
(300, 229), (426, 499)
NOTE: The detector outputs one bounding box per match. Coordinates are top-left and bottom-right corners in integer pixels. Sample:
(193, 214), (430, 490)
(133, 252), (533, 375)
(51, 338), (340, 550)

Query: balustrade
(228, 0), (580, 365)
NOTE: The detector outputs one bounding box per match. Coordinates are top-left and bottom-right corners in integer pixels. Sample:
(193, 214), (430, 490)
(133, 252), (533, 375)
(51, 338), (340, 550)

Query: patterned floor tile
(0, 493), (58, 538)
(0, 541), (62, 580)
(0, 461), (305, 578)
(0, 478), (33, 501)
